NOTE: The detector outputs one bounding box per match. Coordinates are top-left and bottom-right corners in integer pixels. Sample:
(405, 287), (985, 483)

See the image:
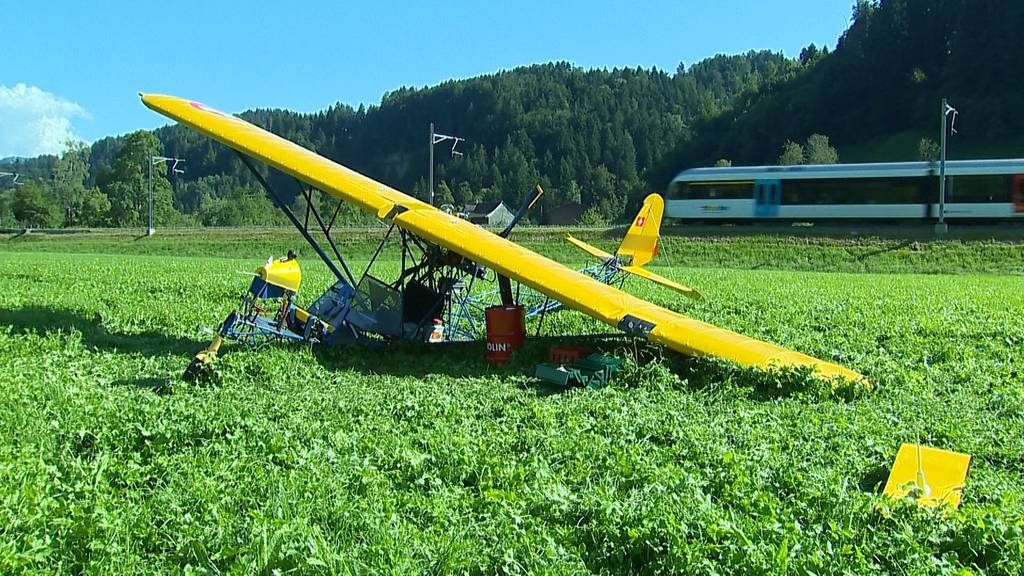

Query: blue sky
(2, 0), (855, 157)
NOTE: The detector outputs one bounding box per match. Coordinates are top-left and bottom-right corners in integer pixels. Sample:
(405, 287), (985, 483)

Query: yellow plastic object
(258, 257), (301, 293)
(183, 334), (222, 381)
(141, 93), (867, 385)
(616, 193), (663, 266)
(293, 305), (333, 333)
(883, 443), (971, 508)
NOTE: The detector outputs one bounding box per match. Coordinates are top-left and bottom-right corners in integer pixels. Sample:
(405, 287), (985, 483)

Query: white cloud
(0, 84), (89, 158)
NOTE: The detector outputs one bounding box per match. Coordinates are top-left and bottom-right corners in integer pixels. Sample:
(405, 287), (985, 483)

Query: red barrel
(485, 305), (526, 364)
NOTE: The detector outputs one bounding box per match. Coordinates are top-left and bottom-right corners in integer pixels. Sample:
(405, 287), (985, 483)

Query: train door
(1013, 175), (1024, 213)
(753, 179), (782, 218)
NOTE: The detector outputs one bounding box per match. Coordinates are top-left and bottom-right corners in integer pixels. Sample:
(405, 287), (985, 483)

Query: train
(666, 159), (1024, 220)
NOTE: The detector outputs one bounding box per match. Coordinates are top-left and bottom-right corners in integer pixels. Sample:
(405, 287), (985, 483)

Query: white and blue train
(667, 159), (1024, 220)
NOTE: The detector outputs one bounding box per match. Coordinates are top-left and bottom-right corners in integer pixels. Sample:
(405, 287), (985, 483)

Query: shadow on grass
(309, 337), (631, 388)
(110, 377), (174, 395)
(664, 353), (868, 402)
(0, 306), (204, 358)
(0, 305), (864, 398)
(309, 338), (554, 380)
(859, 465), (892, 494)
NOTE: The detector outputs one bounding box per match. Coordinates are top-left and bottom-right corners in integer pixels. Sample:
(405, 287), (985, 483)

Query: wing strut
(499, 185), (545, 238)
(236, 152), (356, 286)
(293, 178), (358, 285)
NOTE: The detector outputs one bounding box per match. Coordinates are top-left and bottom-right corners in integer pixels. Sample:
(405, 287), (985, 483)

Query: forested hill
(650, 0), (1024, 183)
(1, 53), (796, 227)
(146, 55), (794, 221)
(5, 0), (1023, 229)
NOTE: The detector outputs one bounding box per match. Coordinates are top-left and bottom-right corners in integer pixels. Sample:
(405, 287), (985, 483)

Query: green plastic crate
(534, 353), (623, 389)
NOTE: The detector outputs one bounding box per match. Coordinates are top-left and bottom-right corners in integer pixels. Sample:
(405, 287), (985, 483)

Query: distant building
(461, 200), (514, 228)
(543, 202), (586, 225)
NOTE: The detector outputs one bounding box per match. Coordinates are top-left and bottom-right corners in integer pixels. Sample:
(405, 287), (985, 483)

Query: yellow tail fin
(616, 194), (663, 267)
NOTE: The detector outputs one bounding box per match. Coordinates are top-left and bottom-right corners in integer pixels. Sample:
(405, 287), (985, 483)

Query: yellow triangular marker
(883, 443), (971, 508)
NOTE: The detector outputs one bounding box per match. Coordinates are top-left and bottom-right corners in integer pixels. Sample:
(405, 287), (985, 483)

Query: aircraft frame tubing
(234, 152), (356, 287)
(230, 154), (627, 348)
(293, 178), (358, 286)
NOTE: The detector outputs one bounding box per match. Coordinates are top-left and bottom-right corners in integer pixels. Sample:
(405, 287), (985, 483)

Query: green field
(1, 229), (1022, 574)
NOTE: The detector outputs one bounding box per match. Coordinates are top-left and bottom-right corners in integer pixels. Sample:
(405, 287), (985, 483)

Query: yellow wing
(141, 93), (866, 384)
(566, 234), (614, 261)
(566, 234), (702, 300)
(620, 265), (703, 301)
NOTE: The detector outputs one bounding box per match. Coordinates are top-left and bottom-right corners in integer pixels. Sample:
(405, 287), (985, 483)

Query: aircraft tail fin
(616, 194), (664, 267)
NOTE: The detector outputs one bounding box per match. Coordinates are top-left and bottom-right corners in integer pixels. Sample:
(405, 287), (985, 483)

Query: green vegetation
(1, 231), (1022, 573)
(4, 225), (1022, 275)
(653, 0), (1024, 178)
(778, 134), (840, 166)
(5, 1), (1022, 229)
(0, 52), (796, 227)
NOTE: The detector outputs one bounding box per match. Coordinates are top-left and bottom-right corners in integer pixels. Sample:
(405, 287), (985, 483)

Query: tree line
(4, 0), (1021, 228)
(1, 52), (796, 227)
(649, 0), (1024, 184)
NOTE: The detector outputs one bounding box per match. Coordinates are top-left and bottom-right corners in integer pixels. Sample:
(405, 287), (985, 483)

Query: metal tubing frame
(235, 152), (352, 284)
(293, 179), (358, 285)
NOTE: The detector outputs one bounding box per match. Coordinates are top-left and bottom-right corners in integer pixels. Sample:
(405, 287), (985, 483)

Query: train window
(676, 182), (752, 200)
(948, 175), (1010, 203)
(782, 178), (928, 205)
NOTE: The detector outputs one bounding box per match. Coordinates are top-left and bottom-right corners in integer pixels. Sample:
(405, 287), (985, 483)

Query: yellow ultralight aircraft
(141, 94), (865, 385)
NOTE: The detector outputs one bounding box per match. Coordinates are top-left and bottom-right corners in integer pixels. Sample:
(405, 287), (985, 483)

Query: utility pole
(429, 123), (434, 207)
(936, 98), (957, 235)
(148, 156), (184, 236)
(428, 123), (464, 206)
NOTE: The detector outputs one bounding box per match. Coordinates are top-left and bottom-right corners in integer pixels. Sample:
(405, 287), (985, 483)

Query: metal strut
(235, 152), (350, 284)
(498, 275), (514, 306)
(234, 152), (356, 286)
(294, 180), (357, 286)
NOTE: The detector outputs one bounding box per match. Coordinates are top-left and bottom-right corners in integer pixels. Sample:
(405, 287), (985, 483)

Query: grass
(0, 230), (1022, 574)
(4, 223), (1024, 274)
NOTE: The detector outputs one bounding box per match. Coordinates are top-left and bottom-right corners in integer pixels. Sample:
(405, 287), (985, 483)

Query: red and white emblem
(190, 101), (228, 117)
(635, 216), (646, 227)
